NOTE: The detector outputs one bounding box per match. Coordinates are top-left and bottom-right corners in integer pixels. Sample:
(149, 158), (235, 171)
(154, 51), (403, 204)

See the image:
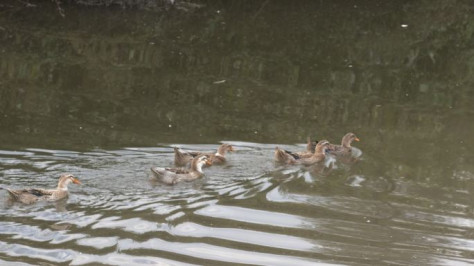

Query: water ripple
(172, 222), (321, 252)
(117, 238), (337, 265)
(195, 204), (317, 229)
(1, 145), (474, 265)
(76, 236), (118, 249)
(0, 240), (76, 263)
(71, 253), (196, 266)
(91, 217), (163, 234)
(0, 222), (85, 244)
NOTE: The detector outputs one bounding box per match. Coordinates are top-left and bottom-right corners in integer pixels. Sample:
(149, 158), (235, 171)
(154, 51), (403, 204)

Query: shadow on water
(1, 0), (474, 265)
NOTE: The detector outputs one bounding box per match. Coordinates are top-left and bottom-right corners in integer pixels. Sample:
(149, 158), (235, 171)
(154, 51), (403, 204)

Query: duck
(278, 136), (318, 160)
(328, 132), (360, 156)
(151, 155), (212, 185)
(290, 136), (318, 158)
(275, 140), (331, 165)
(174, 143), (234, 166)
(6, 173), (81, 204)
(173, 147), (199, 166)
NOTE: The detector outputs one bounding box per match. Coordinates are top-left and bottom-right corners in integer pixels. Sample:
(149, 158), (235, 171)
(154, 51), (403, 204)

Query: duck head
(193, 155), (213, 173)
(315, 140), (331, 154)
(341, 133), (360, 148)
(217, 143), (234, 156)
(57, 173), (81, 190)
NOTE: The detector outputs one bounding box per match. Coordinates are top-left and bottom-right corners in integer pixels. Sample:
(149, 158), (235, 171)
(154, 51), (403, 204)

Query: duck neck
(341, 138), (352, 148)
(195, 162), (204, 173)
(314, 146), (326, 157)
(57, 180), (69, 191)
(191, 158), (205, 173)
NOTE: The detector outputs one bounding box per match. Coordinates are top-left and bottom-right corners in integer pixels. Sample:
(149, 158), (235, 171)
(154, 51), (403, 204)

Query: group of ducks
(275, 132), (359, 165)
(4, 133), (359, 204)
(151, 143), (235, 185)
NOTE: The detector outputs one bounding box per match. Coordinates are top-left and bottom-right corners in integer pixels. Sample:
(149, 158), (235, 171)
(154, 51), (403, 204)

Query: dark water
(1, 1), (474, 265)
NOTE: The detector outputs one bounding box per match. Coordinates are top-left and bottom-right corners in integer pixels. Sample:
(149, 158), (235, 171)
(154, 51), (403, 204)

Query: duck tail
(274, 147), (291, 163)
(306, 136), (319, 153)
(174, 148), (192, 166)
(174, 147), (183, 157)
(150, 167), (163, 177)
(6, 189), (19, 200)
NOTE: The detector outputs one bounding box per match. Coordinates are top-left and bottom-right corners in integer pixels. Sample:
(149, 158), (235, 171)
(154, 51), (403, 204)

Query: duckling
(275, 140), (331, 165)
(290, 136), (318, 158)
(151, 155), (212, 185)
(174, 143), (234, 166)
(328, 132), (360, 156)
(6, 173), (81, 204)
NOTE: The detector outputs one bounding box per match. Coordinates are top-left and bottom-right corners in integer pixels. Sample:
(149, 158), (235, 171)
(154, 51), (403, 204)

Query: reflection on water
(1, 1), (474, 152)
(1, 145), (474, 265)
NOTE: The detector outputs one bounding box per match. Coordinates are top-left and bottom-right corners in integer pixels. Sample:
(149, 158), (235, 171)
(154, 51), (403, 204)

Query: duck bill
(354, 137), (360, 142)
(72, 178), (81, 185)
(206, 160), (213, 166)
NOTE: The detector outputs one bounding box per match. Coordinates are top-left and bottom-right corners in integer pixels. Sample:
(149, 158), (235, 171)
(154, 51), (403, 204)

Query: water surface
(1, 143), (474, 265)
(1, 1), (474, 265)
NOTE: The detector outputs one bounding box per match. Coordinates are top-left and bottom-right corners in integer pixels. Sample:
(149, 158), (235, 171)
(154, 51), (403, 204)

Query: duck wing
(152, 167), (191, 175)
(165, 167), (190, 174)
(151, 167), (198, 185)
(275, 147), (297, 164)
(210, 154), (226, 164)
(299, 154), (325, 165)
(284, 150), (300, 160)
(8, 188), (52, 198)
(174, 148), (195, 166)
(27, 188), (53, 197)
(294, 150), (315, 158)
(7, 188), (54, 204)
(327, 144), (350, 155)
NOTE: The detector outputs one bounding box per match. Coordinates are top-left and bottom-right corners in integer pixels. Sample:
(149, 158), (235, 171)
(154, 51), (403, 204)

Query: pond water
(1, 1), (474, 265)
(0, 143), (472, 265)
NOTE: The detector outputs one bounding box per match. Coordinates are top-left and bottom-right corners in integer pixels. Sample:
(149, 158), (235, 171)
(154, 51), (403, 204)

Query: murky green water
(1, 1), (474, 265)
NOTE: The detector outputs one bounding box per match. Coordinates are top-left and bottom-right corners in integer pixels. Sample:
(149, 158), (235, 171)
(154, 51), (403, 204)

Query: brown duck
(288, 136), (318, 158)
(275, 140), (331, 165)
(151, 155), (212, 185)
(6, 173), (81, 204)
(174, 143), (234, 166)
(328, 132), (360, 156)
